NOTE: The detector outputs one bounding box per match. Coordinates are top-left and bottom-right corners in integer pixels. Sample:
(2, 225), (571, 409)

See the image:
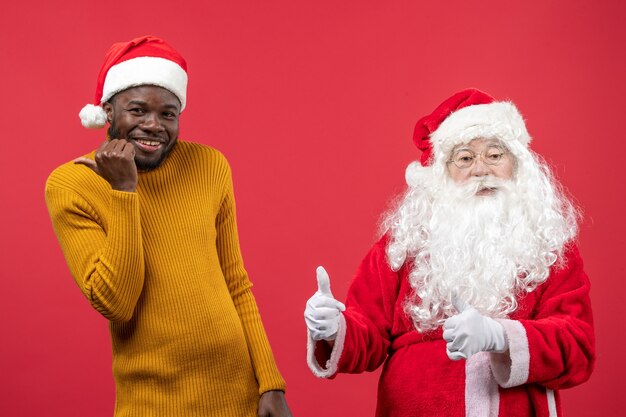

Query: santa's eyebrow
(452, 139), (505, 153)
(452, 146), (473, 153)
(484, 139), (505, 147)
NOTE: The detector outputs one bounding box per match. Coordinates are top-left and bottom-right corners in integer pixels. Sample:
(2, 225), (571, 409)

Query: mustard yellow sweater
(45, 140), (286, 417)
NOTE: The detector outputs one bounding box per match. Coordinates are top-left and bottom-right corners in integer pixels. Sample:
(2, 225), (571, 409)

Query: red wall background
(1, 1), (623, 416)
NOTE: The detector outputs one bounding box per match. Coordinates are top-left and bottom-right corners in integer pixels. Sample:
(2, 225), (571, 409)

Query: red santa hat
(406, 88), (532, 186)
(79, 35), (188, 129)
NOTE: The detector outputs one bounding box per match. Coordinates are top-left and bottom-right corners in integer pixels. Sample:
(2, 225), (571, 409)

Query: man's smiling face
(103, 85), (181, 171)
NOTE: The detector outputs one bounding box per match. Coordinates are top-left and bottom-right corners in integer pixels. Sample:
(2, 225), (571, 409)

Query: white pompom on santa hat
(406, 88), (532, 187)
(79, 35), (188, 129)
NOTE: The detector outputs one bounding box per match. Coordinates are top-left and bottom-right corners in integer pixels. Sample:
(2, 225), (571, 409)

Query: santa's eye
(484, 146), (506, 164)
(453, 152), (475, 165)
(487, 152), (503, 161)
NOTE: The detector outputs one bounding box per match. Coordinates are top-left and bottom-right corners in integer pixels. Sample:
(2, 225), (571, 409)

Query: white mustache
(454, 177), (513, 197)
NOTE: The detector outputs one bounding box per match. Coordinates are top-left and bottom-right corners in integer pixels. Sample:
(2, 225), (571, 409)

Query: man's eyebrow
(125, 100), (179, 110)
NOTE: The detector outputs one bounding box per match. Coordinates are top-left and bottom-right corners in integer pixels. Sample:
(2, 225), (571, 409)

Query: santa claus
(304, 89), (595, 417)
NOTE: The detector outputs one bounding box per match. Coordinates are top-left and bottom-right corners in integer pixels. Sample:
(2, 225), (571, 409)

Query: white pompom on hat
(406, 88), (531, 186)
(79, 104), (108, 129)
(79, 35), (188, 129)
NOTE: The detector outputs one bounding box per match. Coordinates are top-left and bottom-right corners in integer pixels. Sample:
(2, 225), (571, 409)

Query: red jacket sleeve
(337, 236), (402, 374)
(524, 244), (595, 388)
(492, 244), (595, 389)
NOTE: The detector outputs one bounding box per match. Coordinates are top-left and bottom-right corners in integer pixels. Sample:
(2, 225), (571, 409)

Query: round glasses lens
(484, 146), (505, 165)
(452, 151), (475, 169)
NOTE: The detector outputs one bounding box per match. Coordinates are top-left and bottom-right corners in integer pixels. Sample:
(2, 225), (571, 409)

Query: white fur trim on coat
(307, 314), (346, 378)
(466, 352), (500, 417)
(490, 319), (530, 388)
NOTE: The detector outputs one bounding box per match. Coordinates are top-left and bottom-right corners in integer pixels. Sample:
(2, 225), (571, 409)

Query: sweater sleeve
(45, 174), (145, 322)
(307, 237), (399, 377)
(214, 163), (286, 395)
(490, 244), (595, 390)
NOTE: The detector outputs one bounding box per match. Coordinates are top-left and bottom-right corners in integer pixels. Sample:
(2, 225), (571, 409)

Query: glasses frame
(447, 144), (509, 170)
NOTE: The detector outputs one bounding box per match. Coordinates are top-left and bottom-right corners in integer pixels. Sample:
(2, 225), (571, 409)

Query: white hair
(381, 142), (579, 332)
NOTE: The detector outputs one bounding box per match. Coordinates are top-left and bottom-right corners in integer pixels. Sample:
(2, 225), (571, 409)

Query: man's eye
(487, 153), (503, 161)
(458, 156), (474, 163)
(163, 112), (177, 119)
(129, 108), (145, 114)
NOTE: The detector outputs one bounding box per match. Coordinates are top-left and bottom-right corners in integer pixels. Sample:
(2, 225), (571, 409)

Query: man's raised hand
(304, 266), (346, 341)
(75, 139), (138, 192)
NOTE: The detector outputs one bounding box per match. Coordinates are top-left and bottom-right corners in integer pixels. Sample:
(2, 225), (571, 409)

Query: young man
(46, 36), (292, 417)
(305, 89), (595, 416)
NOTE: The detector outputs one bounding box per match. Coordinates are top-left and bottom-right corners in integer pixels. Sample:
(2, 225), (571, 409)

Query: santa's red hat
(79, 35), (188, 129)
(406, 88), (532, 186)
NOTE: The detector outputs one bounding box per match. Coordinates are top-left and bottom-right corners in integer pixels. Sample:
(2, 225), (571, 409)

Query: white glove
(304, 266), (346, 341)
(443, 298), (508, 360)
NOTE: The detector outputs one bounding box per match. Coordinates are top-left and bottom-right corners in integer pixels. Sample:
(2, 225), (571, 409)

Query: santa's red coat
(308, 235), (595, 417)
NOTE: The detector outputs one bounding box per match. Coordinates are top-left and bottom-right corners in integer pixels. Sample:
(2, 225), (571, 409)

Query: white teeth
(137, 140), (160, 146)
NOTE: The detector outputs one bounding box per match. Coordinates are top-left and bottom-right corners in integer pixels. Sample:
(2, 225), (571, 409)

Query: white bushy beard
(383, 157), (578, 332)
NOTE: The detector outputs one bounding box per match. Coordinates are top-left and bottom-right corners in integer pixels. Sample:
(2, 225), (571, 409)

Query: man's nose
(140, 113), (165, 132)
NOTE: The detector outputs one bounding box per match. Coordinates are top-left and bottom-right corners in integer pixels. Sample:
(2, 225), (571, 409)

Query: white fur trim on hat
(430, 102), (531, 158)
(79, 104), (108, 129)
(102, 56), (188, 110)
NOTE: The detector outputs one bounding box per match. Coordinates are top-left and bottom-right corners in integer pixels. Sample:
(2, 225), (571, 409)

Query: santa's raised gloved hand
(304, 266), (346, 341)
(443, 298), (508, 360)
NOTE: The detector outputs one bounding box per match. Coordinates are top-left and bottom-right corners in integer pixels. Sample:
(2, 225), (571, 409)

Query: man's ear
(102, 102), (113, 122)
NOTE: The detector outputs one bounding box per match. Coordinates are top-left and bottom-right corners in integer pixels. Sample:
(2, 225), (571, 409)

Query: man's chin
(134, 141), (177, 171)
(135, 154), (166, 171)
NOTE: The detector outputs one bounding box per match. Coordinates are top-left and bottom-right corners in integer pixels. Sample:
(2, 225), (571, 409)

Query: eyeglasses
(447, 145), (508, 169)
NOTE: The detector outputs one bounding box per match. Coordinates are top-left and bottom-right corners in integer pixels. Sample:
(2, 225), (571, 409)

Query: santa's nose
(470, 158), (490, 176)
